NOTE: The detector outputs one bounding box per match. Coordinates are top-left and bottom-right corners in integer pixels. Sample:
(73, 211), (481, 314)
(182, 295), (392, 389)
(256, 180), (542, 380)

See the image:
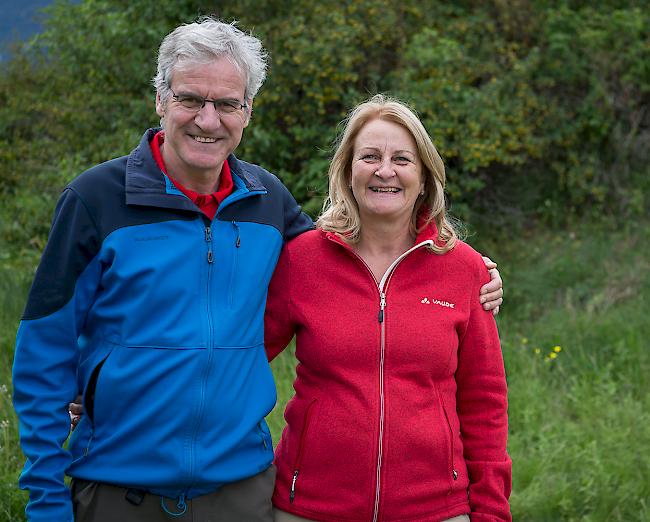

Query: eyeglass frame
(169, 88), (249, 115)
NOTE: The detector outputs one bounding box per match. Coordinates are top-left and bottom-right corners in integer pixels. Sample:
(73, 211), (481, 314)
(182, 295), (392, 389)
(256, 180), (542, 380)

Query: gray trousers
(273, 509), (471, 522)
(71, 466), (275, 522)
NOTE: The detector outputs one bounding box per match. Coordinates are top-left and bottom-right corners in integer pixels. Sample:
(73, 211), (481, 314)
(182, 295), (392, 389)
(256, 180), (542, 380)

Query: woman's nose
(374, 159), (395, 178)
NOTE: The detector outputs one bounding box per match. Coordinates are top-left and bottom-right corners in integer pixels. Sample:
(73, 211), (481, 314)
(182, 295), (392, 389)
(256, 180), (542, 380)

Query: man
(13, 17), (503, 522)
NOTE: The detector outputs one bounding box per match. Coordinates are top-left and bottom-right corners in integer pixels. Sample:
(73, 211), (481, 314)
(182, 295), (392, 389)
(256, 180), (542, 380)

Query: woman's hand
(69, 395), (83, 432)
(480, 256), (503, 315)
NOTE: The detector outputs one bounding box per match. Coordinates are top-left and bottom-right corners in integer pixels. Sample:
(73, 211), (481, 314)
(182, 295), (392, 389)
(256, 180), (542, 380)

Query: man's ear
(243, 98), (253, 128)
(155, 92), (165, 118)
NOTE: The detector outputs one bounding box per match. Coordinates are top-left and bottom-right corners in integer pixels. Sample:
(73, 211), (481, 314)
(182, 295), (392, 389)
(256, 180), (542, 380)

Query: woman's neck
(353, 219), (416, 282)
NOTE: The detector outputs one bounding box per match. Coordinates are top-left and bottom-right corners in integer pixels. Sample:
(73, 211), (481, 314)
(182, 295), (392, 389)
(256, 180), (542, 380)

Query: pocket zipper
(289, 398), (317, 503)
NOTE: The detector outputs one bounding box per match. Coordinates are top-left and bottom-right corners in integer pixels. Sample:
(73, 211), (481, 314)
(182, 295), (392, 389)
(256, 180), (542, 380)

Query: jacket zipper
(289, 398), (318, 503)
(372, 239), (433, 522)
(84, 428), (94, 456)
(229, 221), (241, 307)
(257, 421), (269, 450)
(373, 288), (386, 522)
(187, 221), (215, 490)
(184, 186), (259, 491)
(330, 237), (434, 522)
(205, 225), (213, 264)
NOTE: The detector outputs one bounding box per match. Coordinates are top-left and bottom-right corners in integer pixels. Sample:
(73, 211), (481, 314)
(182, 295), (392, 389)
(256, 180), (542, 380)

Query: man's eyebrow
(175, 91), (243, 102)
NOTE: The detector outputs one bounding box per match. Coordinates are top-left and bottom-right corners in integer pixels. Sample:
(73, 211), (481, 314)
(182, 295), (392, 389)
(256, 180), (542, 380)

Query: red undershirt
(149, 130), (233, 220)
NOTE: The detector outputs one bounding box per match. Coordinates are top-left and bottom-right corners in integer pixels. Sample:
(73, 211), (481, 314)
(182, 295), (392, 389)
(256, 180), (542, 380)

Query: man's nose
(194, 103), (223, 129)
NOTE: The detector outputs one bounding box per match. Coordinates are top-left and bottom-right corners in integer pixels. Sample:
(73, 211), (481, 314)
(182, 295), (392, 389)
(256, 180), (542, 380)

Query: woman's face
(350, 118), (423, 228)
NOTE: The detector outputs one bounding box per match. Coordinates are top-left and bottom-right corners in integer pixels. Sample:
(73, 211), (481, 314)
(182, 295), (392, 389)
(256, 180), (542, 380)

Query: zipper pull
(378, 292), (386, 323)
(452, 469), (458, 480)
(290, 470), (299, 503)
(205, 226), (213, 264)
(232, 221), (241, 248)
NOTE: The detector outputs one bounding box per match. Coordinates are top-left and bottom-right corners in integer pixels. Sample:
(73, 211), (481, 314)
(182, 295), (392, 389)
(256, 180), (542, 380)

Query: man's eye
(216, 100), (241, 113)
(177, 95), (204, 109)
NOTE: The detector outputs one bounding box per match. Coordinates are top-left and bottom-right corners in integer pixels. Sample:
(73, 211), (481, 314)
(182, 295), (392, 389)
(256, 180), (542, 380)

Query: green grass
(486, 222), (650, 521)
(0, 254), (31, 521)
(1, 221), (649, 521)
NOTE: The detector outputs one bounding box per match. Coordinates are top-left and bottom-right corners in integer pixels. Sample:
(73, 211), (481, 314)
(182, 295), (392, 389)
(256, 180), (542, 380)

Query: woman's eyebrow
(392, 149), (417, 157)
(355, 146), (417, 156)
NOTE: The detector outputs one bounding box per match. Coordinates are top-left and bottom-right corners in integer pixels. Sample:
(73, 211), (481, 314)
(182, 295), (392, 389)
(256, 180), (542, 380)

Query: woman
(266, 95), (511, 521)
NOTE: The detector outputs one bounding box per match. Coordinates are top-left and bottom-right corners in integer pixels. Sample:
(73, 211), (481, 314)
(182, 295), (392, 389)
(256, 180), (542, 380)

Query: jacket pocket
(289, 397), (318, 504)
(70, 348), (113, 461)
(257, 421), (272, 451)
(84, 356), (108, 425)
(435, 386), (457, 495)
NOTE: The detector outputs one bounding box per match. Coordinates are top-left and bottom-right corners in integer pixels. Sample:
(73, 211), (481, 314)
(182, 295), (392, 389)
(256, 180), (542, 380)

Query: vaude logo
(421, 297), (455, 309)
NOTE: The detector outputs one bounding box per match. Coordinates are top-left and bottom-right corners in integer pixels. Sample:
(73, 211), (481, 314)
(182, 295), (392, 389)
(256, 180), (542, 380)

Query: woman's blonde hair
(317, 94), (458, 253)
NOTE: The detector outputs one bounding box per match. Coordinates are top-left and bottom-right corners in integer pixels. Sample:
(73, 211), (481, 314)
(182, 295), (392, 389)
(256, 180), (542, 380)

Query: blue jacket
(12, 128), (314, 522)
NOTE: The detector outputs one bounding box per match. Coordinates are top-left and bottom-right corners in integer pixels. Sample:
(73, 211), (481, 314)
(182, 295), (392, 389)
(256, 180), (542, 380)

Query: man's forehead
(173, 55), (244, 80)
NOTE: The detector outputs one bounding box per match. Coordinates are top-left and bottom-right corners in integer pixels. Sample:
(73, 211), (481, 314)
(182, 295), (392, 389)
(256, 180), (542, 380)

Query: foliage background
(1, 0), (648, 520)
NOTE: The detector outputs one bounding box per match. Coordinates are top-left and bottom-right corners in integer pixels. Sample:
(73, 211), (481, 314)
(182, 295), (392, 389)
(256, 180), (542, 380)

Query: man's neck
(160, 144), (223, 195)
(170, 169), (221, 195)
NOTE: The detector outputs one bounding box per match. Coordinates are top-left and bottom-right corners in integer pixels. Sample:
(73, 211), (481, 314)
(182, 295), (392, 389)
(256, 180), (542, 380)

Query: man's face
(156, 56), (251, 186)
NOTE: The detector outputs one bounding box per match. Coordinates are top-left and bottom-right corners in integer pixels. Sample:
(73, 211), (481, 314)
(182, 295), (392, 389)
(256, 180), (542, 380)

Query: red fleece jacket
(265, 225), (511, 522)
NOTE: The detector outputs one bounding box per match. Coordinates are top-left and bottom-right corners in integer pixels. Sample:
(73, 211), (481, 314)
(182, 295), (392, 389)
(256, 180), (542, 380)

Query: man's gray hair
(153, 17), (267, 104)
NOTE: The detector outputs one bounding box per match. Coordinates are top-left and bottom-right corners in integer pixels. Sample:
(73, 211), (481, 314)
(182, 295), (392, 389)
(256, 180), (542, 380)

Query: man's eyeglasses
(170, 89), (248, 115)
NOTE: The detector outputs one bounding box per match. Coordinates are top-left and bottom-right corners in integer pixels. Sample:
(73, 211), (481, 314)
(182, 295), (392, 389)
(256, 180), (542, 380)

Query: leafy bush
(1, 0), (647, 252)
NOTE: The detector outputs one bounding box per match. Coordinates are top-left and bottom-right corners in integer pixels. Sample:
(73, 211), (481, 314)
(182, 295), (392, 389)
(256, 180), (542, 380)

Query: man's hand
(480, 256), (503, 316)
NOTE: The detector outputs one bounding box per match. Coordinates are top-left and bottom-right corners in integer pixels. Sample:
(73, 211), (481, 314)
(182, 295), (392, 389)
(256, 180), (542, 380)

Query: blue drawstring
(160, 494), (187, 517)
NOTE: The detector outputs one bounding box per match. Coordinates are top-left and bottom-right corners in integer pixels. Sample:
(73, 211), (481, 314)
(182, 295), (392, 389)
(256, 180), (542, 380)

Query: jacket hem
(272, 496), (470, 522)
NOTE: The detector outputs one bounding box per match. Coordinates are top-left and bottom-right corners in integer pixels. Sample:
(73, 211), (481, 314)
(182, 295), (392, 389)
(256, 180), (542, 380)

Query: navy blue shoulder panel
(23, 156), (196, 321)
(23, 187), (100, 320)
(71, 155), (198, 238)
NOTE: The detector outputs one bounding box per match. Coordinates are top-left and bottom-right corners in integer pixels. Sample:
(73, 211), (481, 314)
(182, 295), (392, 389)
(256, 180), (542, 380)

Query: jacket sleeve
(280, 184), (314, 241)
(264, 244), (296, 362)
(455, 254), (512, 521)
(12, 187), (102, 522)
